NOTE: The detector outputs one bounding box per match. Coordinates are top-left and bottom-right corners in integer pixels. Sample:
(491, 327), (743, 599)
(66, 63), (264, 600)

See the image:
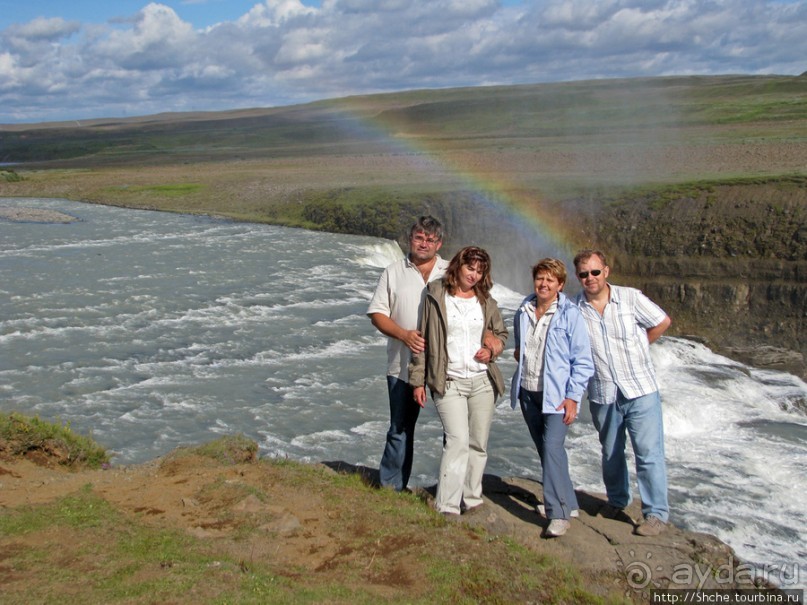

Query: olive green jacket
(408, 280), (508, 398)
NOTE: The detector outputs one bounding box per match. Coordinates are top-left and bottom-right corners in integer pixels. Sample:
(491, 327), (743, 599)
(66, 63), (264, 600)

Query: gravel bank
(0, 207), (79, 223)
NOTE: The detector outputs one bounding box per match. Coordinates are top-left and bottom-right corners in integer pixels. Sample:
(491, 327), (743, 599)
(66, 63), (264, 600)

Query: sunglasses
(577, 269), (603, 279)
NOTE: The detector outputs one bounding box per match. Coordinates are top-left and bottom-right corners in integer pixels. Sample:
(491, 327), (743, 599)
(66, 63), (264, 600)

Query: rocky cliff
(302, 176), (807, 377)
(576, 176), (807, 378)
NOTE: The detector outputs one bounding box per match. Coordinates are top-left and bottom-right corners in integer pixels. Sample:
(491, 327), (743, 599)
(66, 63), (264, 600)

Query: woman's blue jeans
(519, 389), (578, 520)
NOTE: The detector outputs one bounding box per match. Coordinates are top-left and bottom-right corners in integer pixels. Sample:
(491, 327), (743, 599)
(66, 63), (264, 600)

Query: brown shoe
(599, 503), (629, 522)
(634, 515), (666, 536)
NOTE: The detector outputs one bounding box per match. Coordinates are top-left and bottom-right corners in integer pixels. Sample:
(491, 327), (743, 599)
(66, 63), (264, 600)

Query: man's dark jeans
(379, 376), (421, 491)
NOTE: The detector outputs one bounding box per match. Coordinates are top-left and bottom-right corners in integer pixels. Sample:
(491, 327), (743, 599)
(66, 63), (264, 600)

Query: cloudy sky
(1, 0), (804, 124)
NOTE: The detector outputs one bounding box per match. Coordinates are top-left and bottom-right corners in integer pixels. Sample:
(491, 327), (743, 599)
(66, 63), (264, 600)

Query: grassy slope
(2, 75), (805, 239)
(0, 422), (624, 604)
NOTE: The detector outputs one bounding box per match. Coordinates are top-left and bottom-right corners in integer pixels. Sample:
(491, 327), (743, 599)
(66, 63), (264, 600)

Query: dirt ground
(0, 451), (764, 602)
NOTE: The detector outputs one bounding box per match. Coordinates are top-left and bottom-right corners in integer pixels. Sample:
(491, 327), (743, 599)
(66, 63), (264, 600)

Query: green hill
(2, 74), (804, 166)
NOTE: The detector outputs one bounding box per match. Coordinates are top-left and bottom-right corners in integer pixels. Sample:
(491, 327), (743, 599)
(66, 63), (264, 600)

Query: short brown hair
(444, 246), (492, 300)
(573, 249), (608, 270)
(531, 258), (567, 287)
(409, 215), (444, 241)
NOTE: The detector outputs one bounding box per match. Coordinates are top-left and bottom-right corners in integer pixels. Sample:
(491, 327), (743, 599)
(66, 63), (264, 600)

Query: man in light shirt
(368, 217), (503, 492)
(367, 216), (450, 491)
(573, 249), (672, 536)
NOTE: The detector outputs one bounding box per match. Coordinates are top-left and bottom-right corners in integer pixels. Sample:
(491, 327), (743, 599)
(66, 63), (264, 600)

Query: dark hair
(573, 249), (608, 270)
(531, 258), (567, 288)
(444, 246), (492, 300)
(409, 215), (444, 241)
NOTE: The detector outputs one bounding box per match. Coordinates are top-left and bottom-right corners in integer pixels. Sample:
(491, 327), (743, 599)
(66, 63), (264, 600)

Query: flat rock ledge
(0, 207), (79, 223)
(454, 475), (785, 600)
(723, 345), (805, 374)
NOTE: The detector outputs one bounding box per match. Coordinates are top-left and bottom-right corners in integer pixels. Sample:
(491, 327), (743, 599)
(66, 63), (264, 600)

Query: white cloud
(96, 4), (196, 70)
(1, 0), (805, 123)
(5, 16), (81, 42)
(237, 0), (316, 27)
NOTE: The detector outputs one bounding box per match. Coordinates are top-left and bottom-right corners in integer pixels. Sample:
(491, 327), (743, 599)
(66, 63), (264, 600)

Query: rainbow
(328, 98), (582, 260)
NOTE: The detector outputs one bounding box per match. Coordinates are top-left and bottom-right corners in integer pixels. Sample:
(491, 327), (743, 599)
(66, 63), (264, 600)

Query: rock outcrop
(578, 177), (807, 378)
(320, 177), (807, 378)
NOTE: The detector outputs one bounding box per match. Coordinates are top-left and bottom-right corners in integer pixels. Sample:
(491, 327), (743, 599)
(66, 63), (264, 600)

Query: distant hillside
(2, 74), (805, 167)
(2, 74), (806, 375)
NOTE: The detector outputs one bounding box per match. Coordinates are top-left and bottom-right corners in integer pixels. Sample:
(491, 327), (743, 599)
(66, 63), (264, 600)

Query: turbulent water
(2, 197), (805, 588)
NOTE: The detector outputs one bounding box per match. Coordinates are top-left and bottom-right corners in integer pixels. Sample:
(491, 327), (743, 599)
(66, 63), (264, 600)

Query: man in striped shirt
(573, 249), (672, 537)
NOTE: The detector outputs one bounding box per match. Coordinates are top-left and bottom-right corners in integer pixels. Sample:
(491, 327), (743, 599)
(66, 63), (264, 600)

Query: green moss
(1, 169), (23, 182)
(0, 412), (110, 468)
(191, 434), (259, 465)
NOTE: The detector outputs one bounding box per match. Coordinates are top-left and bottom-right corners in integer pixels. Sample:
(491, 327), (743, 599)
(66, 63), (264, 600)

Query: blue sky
(1, 0), (804, 123)
(0, 1), (521, 30)
(0, 1), (319, 30)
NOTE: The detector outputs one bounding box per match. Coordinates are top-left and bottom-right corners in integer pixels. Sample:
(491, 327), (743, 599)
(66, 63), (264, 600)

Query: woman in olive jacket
(409, 246), (508, 516)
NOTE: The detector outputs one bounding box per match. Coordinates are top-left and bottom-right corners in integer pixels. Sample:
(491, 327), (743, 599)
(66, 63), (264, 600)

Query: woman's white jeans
(433, 374), (495, 514)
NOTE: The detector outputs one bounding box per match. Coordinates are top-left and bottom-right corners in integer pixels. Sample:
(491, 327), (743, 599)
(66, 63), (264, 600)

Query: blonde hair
(531, 258), (567, 289)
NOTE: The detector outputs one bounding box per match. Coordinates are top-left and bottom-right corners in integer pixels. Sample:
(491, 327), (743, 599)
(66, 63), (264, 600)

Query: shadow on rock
(319, 463), (766, 598)
(321, 460), (380, 488)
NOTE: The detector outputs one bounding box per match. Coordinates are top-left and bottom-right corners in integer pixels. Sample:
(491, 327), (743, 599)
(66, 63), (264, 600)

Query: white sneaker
(546, 518), (571, 537)
(536, 504), (579, 518)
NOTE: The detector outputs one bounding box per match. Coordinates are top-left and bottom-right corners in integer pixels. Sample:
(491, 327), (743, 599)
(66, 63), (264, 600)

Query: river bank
(4, 175), (805, 380)
(0, 206), (79, 223)
(3, 77), (805, 377)
(2, 434), (793, 603)
(2, 199), (805, 601)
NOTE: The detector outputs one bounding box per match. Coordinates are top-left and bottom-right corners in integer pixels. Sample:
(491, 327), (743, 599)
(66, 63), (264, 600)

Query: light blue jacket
(509, 291), (594, 413)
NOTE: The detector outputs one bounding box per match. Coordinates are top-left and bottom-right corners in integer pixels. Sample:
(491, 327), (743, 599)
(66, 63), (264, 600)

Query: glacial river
(1, 197), (805, 588)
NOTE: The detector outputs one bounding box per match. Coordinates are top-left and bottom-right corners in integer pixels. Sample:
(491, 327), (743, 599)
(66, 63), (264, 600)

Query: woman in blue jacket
(511, 258), (594, 537)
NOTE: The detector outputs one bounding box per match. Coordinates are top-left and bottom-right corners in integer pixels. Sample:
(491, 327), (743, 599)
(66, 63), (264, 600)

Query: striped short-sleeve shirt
(574, 285), (667, 404)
